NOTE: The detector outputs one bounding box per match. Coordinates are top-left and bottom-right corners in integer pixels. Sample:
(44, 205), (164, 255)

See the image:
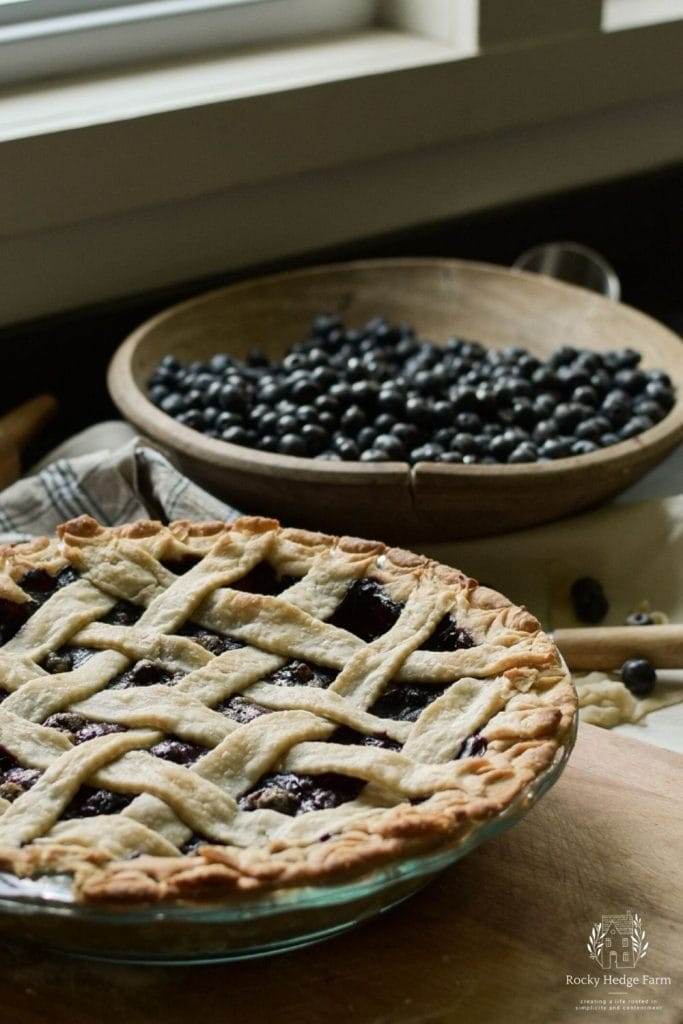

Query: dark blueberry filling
(100, 600), (144, 626)
(456, 733), (488, 759)
(42, 646), (96, 674)
(331, 725), (402, 751)
(262, 659), (338, 689)
(327, 578), (402, 641)
(21, 567), (79, 604)
(178, 622), (244, 656)
(43, 712), (126, 744)
(421, 614), (475, 652)
(0, 566), (80, 645)
(214, 694), (271, 724)
(61, 787), (134, 820)
(149, 738), (206, 765)
(0, 599), (31, 645)
(181, 834), (220, 855)
(160, 556), (202, 575)
(239, 771), (364, 816)
(106, 658), (186, 689)
(229, 562), (299, 596)
(370, 682), (449, 722)
(0, 745), (42, 802)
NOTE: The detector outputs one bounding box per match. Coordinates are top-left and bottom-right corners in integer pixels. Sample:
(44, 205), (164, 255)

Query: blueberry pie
(0, 516), (575, 903)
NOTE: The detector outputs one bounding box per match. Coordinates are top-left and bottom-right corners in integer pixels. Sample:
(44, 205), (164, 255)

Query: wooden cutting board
(1, 725), (681, 1024)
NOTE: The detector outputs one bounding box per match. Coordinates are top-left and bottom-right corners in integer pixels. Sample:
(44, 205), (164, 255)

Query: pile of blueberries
(147, 314), (676, 464)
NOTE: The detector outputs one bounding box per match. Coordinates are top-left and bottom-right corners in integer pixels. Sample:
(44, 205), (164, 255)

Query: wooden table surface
(2, 724), (681, 1024)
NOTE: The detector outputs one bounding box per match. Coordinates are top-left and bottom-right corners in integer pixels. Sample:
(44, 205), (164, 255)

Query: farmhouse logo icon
(587, 911), (649, 970)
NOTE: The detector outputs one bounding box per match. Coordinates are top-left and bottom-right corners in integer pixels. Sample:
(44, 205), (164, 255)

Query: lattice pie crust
(0, 516), (575, 903)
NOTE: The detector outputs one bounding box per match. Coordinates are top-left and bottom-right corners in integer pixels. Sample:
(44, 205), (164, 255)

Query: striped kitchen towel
(0, 438), (241, 545)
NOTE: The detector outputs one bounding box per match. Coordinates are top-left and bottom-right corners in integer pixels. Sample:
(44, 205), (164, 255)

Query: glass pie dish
(0, 718), (575, 964)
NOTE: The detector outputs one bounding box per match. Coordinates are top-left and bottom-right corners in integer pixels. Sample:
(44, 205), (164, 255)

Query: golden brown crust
(0, 515), (576, 905)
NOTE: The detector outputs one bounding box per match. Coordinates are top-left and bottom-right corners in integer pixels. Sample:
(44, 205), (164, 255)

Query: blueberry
(590, 370), (612, 394)
(533, 395), (557, 420)
(488, 434), (515, 461)
(532, 367), (558, 390)
(571, 440), (598, 455)
(278, 433), (307, 456)
(626, 611), (654, 626)
(301, 424), (328, 455)
(439, 451), (464, 463)
(277, 414), (299, 436)
(432, 401), (454, 426)
(613, 348), (641, 369)
(160, 393), (184, 416)
(620, 415), (654, 440)
(510, 399), (537, 429)
(533, 419), (560, 444)
(614, 369), (646, 396)
(508, 442), (538, 463)
(539, 438), (572, 459)
(160, 354), (181, 373)
(221, 426), (251, 446)
(374, 434), (406, 459)
(351, 380), (380, 406)
(290, 377), (321, 403)
(600, 432), (620, 447)
(219, 384), (248, 414)
(570, 577), (608, 624)
(392, 422), (421, 448)
(360, 449), (390, 462)
(450, 433), (480, 455)
(378, 389), (405, 415)
(573, 386), (599, 407)
(602, 391), (632, 427)
(176, 409), (203, 428)
(375, 413), (397, 433)
(334, 438), (360, 461)
(549, 346), (579, 368)
(644, 382), (675, 411)
(208, 353), (232, 374)
(356, 426), (377, 450)
(621, 657), (656, 697)
(258, 382), (284, 405)
(216, 411), (243, 431)
(149, 385), (169, 405)
(296, 405), (318, 426)
(575, 417), (609, 442)
(329, 382), (354, 405)
(340, 405), (367, 434)
(455, 412), (482, 432)
(555, 403), (583, 433)
(633, 399), (665, 423)
(410, 444), (443, 462)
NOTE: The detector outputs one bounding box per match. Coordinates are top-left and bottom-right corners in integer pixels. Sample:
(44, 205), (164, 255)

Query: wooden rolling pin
(554, 624), (683, 671)
(0, 395), (57, 487)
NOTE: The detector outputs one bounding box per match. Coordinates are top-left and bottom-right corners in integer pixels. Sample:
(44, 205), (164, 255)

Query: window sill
(0, 20), (682, 325)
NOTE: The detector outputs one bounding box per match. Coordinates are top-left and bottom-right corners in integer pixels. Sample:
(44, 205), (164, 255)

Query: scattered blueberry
(570, 577), (609, 624)
(626, 611), (654, 626)
(621, 657), (656, 697)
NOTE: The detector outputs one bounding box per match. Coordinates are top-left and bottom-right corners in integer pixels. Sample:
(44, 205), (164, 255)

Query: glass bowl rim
(0, 717), (577, 925)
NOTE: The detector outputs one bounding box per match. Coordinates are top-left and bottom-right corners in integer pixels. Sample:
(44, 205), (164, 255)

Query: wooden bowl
(108, 259), (683, 541)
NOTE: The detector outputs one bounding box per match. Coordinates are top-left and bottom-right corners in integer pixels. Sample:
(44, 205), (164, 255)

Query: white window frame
(0, 0), (681, 326)
(0, 0), (383, 87)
